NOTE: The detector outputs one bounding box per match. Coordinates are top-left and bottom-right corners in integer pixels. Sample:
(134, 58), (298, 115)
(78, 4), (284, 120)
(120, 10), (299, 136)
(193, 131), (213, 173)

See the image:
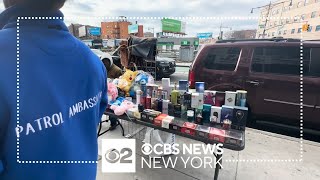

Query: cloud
(60, 0), (270, 37)
(0, 0), (270, 37)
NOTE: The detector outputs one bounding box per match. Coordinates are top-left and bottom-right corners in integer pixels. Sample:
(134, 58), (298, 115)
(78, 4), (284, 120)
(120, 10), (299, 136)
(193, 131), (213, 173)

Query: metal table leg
(214, 152), (223, 180)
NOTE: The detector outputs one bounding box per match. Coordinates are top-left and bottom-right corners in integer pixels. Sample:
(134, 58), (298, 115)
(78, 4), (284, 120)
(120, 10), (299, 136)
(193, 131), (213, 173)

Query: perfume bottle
(146, 89), (151, 109)
(171, 83), (180, 105)
(151, 90), (158, 110)
(157, 91), (163, 112)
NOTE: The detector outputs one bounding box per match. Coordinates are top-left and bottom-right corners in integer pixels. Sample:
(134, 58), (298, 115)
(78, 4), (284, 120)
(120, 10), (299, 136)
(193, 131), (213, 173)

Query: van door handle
(246, 80), (261, 86)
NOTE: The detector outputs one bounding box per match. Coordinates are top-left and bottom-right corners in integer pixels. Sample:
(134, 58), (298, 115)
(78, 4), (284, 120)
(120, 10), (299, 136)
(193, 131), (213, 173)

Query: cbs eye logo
(102, 139), (136, 173)
(105, 148), (133, 164)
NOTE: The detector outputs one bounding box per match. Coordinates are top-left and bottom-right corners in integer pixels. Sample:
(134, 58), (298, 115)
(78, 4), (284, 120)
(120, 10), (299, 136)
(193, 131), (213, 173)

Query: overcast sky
(1, 0), (271, 37)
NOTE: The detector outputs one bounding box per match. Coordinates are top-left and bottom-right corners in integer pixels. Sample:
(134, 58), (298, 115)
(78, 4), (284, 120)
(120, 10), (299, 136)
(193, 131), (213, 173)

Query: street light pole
(262, 1), (272, 38)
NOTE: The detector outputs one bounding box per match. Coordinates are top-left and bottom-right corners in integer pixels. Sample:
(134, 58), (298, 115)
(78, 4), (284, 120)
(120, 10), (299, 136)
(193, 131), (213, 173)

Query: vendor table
(99, 109), (245, 180)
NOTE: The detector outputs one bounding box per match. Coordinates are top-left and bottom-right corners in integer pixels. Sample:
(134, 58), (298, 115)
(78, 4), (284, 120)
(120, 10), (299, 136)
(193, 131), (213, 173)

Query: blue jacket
(0, 5), (108, 180)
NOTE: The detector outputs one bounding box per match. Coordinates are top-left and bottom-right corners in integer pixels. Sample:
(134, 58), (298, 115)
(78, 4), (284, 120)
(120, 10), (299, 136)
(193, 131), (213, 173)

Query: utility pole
(219, 23), (232, 40)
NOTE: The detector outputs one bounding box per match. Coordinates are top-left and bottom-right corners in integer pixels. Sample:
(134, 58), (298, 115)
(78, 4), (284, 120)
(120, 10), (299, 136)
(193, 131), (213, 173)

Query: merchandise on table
(195, 110), (203, 125)
(235, 90), (247, 107)
(154, 114), (168, 126)
(162, 100), (170, 114)
(196, 125), (210, 138)
(108, 77), (249, 148)
(162, 91), (169, 100)
(191, 93), (200, 109)
(162, 116), (175, 129)
(179, 80), (188, 92)
(146, 96), (152, 109)
(225, 129), (243, 146)
(195, 82), (205, 93)
(215, 92), (226, 107)
(202, 104), (212, 124)
(140, 96), (146, 108)
(168, 102), (175, 116)
(222, 119), (232, 130)
(232, 106), (248, 130)
(181, 122), (198, 136)
(181, 105), (188, 119)
(210, 106), (222, 124)
(162, 78), (171, 95)
(204, 90), (216, 106)
(169, 119), (185, 131)
(209, 128), (226, 143)
(187, 109), (195, 122)
(198, 93), (204, 110)
(170, 83), (180, 105)
(141, 109), (161, 123)
(182, 92), (192, 108)
(225, 91), (237, 107)
(138, 104), (144, 112)
(221, 105), (234, 122)
(173, 104), (182, 118)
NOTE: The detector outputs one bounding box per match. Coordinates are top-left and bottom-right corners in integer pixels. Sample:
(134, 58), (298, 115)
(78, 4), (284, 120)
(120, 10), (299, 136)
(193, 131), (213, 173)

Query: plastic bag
(143, 128), (176, 158)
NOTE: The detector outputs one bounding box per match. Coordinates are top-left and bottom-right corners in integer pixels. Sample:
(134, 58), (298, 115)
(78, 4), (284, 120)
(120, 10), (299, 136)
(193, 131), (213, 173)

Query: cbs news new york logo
(102, 139), (136, 173)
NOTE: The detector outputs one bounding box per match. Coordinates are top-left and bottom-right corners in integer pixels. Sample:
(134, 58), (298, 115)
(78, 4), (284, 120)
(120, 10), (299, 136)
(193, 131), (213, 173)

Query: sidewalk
(97, 117), (320, 180)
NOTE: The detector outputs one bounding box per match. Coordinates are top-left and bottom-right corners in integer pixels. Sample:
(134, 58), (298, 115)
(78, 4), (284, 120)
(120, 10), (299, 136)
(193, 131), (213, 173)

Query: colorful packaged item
(222, 119), (232, 130)
(196, 125), (210, 138)
(204, 90), (216, 106)
(154, 114), (168, 126)
(162, 116), (174, 129)
(195, 82), (205, 93)
(182, 92), (192, 108)
(221, 105), (234, 122)
(162, 100), (170, 114)
(169, 119), (185, 131)
(187, 109), (195, 122)
(173, 104), (182, 118)
(209, 128), (226, 143)
(236, 90), (247, 107)
(181, 122), (198, 136)
(191, 93), (200, 109)
(232, 106), (248, 130)
(198, 93), (204, 109)
(225, 129), (243, 146)
(171, 83), (180, 105)
(225, 91), (237, 107)
(168, 102), (175, 116)
(215, 92), (225, 107)
(179, 80), (188, 91)
(202, 104), (212, 124)
(210, 106), (222, 124)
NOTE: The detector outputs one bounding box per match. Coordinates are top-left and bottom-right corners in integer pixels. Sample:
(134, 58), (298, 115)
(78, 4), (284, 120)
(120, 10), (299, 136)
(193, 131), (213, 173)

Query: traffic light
(302, 24), (310, 31)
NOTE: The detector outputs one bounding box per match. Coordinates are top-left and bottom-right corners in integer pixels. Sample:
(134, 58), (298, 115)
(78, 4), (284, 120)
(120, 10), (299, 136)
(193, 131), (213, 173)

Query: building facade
(256, 0), (320, 40)
(101, 21), (131, 39)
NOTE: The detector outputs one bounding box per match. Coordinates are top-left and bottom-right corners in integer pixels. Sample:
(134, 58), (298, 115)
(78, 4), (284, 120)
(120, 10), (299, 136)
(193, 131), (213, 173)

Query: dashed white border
(16, 16), (304, 164)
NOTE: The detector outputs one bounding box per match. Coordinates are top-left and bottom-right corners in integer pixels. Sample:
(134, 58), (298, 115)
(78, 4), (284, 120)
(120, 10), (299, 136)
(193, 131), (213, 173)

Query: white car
(91, 49), (113, 70)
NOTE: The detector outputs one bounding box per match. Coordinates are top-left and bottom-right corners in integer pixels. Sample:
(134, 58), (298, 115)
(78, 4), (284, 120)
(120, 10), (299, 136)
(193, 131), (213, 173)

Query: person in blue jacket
(0, 0), (108, 179)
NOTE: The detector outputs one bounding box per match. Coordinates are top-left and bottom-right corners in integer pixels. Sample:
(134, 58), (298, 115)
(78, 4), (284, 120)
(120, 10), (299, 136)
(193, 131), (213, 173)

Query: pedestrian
(0, 0), (108, 180)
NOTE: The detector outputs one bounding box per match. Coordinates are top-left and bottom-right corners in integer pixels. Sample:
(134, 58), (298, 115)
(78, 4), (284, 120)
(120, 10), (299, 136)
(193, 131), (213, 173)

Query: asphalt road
(160, 67), (320, 143)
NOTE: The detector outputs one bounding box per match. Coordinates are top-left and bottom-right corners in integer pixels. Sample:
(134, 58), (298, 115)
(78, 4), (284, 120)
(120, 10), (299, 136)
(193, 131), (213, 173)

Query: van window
(203, 47), (241, 71)
(310, 48), (320, 77)
(251, 47), (310, 76)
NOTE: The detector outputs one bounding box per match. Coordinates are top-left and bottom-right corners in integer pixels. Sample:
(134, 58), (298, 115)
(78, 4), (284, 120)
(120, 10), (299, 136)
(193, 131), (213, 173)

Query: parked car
(110, 49), (176, 79)
(189, 38), (320, 130)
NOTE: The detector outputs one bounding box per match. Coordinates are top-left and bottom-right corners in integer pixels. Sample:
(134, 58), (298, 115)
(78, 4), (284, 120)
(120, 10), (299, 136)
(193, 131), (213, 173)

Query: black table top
(104, 109), (245, 151)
